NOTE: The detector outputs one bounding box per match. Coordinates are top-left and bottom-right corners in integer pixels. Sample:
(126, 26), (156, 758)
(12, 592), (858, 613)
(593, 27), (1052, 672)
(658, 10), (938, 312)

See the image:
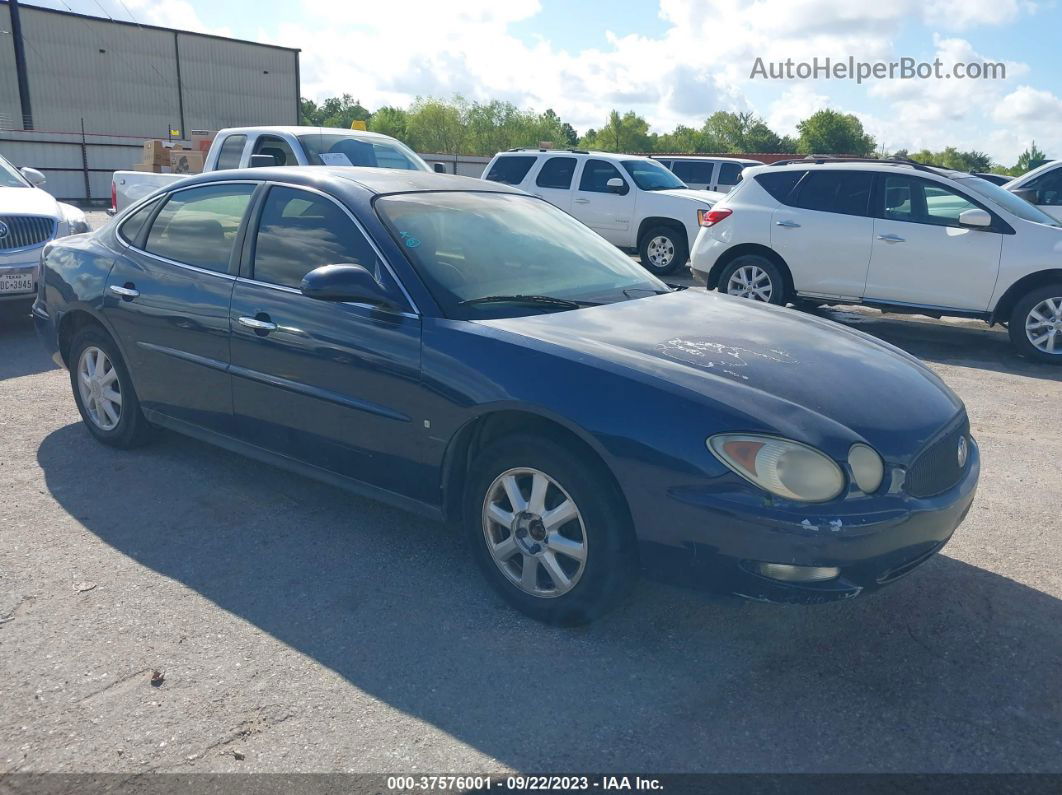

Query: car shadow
(36, 423), (1062, 772)
(0, 311), (59, 380)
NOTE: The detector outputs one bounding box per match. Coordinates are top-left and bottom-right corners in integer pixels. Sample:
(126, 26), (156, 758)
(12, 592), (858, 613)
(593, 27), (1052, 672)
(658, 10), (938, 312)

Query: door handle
(574, 198), (590, 204)
(775, 220), (800, 228)
(238, 316), (277, 332)
(108, 284), (139, 299)
(877, 234), (906, 243)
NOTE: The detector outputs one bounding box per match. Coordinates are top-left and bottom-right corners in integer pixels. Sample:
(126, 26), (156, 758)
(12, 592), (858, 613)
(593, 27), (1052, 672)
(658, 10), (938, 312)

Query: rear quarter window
(485, 156), (537, 185)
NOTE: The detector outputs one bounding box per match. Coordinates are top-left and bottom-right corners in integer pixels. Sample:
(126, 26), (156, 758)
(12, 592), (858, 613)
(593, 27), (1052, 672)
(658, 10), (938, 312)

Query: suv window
(485, 156), (537, 185)
(535, 157), (577, 190)
(792, 171), (873, 216)
(1025, 168), (1062, 206)
(881, 175), (981, 227)
(580, 159), (628, 193)
(717, 162), (745, 187)
(144, 184), (254, 272)
(755, 170), (805, 202)
(118, 197), (162, 245)
(215, 135), (246, 170)
(670, 160), (714, 184)
(253, 186), (383, 290)
(252, 135), (298, 167)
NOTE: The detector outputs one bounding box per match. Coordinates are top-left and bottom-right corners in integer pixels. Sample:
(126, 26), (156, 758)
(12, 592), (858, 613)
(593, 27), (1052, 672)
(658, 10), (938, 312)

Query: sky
(21, 0), (1062, 165)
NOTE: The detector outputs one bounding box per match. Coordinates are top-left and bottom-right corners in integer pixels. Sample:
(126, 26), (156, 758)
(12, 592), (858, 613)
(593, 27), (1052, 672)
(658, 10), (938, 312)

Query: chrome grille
(906, 417), (971, 498)
(0, 215), (56, 252)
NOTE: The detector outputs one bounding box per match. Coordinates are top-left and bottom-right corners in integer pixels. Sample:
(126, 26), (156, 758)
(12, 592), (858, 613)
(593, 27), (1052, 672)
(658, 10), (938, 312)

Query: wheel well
(636, 217), (688, 252)
(57, 310), (107, 366)
(441, 410), (631, 526)
(705, 243), (794, 295)
(991, 270), (1062, 324)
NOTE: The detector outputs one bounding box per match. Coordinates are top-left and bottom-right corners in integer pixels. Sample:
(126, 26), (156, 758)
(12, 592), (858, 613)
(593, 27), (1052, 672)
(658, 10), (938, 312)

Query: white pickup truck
(111, 126), (434, 212)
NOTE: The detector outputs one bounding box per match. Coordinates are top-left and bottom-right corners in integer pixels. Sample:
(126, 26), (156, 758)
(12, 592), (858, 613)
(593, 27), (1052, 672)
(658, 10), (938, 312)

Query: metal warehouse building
(0, 0), (299, 200)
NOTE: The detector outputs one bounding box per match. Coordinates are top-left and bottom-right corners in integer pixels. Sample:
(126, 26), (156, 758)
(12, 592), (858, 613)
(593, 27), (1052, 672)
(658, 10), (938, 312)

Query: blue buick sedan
(35, 167), (979, 623)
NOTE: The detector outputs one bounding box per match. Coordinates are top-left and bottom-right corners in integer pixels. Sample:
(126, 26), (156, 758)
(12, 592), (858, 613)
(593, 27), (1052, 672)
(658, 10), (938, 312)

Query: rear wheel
(465, 434), (637, 625)
(719, 255), (787, 305)
(69, 327), (153, 447)
(638, 226), (687, 276)
(1009, 284), (1062, 363)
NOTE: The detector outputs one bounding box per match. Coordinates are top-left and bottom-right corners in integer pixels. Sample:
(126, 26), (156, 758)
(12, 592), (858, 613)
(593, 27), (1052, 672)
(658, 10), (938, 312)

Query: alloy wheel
(481, 467), (588, 598)
(77, 346), (123, 431)
(646, 235), (676, 269)
(1025, 296), (1062, 355)
(727, 265), (774, 301)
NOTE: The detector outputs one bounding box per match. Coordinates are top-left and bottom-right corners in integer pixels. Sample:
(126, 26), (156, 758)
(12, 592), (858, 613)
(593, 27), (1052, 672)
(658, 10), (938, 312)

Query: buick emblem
(0, 221), (8, 240)
(957, 436), (969, 468)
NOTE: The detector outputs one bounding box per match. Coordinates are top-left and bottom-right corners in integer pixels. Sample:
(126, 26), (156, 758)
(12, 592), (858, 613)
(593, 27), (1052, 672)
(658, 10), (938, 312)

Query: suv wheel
(465, 434), (637, 625)
(639, 226), (687, 275)
(1009, 284), (1062, 363)
(719, 255), (786, 305)
(69, 327), (153, 447)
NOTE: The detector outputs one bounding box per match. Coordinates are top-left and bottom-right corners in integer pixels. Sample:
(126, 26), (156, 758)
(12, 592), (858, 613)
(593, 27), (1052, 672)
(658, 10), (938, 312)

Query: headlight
(848, 444), (884, 494)
(708, 433), (845, 502)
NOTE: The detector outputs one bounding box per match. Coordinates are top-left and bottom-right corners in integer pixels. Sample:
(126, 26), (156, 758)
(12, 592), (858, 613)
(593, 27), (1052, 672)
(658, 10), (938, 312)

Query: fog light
(756, 562), (840, 582)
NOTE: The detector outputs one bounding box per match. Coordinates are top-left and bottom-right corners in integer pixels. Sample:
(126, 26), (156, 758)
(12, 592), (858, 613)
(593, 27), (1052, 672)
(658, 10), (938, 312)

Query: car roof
(498, 149), (655, 163)
(178, 165), (526, 197)
(745, 159), (967, 180)
(216, 125), (402, 143)
(658, 155), (761, 163)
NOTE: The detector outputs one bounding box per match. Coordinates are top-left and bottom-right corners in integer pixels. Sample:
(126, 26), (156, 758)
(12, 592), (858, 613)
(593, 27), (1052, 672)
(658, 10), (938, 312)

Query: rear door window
(118, 197), (162, 245)
(215, 135), (246, 170)
(754, 170), (806, 203)
(144, 184), (255, 272)
(791, 171), (873, 216)
(535, 157), (578, 189)
(484, 156), (537, 185)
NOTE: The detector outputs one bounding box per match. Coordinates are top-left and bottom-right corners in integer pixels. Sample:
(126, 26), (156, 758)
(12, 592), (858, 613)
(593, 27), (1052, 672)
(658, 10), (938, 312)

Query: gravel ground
(0, 212), (1060, 773)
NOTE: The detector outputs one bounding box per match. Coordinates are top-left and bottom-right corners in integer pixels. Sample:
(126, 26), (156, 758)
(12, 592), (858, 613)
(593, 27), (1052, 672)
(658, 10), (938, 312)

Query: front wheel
(1009, 285), (1062, 363)
(718, 255), (787, 305)
(638, 226), (688, 276)
(465, 434), (637, 625)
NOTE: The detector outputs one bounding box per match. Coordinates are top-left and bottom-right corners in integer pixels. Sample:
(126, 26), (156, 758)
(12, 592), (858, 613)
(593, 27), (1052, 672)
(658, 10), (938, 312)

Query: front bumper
(638, 440), (980, 603)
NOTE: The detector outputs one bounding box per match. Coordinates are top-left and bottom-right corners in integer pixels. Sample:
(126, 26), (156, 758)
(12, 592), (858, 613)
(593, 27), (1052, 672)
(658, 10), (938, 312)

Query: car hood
(479, 290), (963, 461)
(656, 187), (724, 205)
(0, 185), (60, 218)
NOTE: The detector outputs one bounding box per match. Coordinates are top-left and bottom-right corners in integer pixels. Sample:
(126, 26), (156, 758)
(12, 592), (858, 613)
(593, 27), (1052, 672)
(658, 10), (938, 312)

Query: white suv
(690, 158), (1062, 362)
(1006, 159), (1062, 222)
(653, 156), (762, 193)
(482, 149), (722, 274)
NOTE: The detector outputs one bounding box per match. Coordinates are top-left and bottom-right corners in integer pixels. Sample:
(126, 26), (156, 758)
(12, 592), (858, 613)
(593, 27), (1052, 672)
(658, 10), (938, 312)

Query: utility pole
(10, 0), (34, 129)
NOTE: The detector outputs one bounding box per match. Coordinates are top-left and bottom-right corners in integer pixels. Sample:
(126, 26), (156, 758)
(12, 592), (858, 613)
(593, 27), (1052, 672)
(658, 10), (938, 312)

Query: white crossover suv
(690, 158), (1062, 362)
(0, 154), (89, 314)
(482, 149), (722, 274)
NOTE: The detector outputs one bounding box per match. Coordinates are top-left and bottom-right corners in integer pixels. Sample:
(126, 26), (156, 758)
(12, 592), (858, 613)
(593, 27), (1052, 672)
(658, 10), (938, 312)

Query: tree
(301, 94), (373, 129)
(542, 109), (578, 147)
(580, 110), (651, 152)
(653, 125), (703, 153)
(368, 106), (409, 140)
(1013, 141), (1049, 175)
(696, 111), (789, 153)
(795, 109), (875, 156)
(405, 97), (466, 154)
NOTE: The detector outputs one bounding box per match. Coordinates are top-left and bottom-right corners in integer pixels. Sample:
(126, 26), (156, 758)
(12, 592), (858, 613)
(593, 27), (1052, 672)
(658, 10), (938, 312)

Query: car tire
(464, 433), (637, 625)
(1008, 284), (1062, 363)
(718, 255), (787, 305)
(69, 326), (153, 447)
(638, 226), (688, 276)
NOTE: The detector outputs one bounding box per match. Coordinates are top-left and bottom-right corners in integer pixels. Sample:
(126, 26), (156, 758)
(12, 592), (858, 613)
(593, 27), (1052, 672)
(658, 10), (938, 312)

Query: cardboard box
(170, 149), (204, 174)
(142, 140), (171, 165)
(190, 130), (218, 154)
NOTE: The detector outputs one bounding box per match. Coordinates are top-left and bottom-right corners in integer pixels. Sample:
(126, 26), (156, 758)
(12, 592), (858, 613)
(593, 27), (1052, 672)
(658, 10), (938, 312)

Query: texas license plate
(0, 272), (34, 293)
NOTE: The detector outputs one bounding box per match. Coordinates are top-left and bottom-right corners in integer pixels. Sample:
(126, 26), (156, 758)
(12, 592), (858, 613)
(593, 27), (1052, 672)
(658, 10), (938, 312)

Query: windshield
(957, 176), (1061, 226)
(376, 192), (668, 319)
(297, 132), (430, 172)
(621, 159), (686, 191)
(0, 156), (29, 188)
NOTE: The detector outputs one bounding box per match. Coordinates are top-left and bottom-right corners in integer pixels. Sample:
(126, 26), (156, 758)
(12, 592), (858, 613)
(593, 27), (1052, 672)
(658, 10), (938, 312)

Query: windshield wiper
(458, 294), (597, 309)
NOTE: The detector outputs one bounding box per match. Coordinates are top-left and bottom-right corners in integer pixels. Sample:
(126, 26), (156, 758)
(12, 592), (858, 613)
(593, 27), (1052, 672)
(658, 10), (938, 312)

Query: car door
(769, 170), (875, 298)
(227, 183), (426, 498)
(529, 155), (577, 212)
(716, 162), (747, 194)
(670, 159), (715, 191)
(572, 159), (635, 245)
(104, 181), (258, 433)
(864, 175), (1003, 310)
(1020, 167), (1062, 222)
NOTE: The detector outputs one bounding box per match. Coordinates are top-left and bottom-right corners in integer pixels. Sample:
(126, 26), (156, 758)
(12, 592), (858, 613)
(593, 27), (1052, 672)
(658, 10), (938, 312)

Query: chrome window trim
(252, 180), (420, 315)
(233, 276), (419, 320)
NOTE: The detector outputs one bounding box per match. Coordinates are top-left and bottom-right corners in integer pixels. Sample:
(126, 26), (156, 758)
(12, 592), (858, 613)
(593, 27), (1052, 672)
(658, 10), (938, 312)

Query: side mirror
(20, 167), (46, 187)
(958, 208), (992, 228)
(300, 264), (394, 308)
(433, 163), (447, 174)
(1011, 188), (1039, 205)
(249, 153), (278, 168)
(606, 177), (627, 194)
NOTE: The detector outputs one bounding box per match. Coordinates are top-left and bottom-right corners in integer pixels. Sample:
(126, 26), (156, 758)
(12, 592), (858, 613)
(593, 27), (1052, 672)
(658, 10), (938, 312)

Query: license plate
(0, 273), (34, 293)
